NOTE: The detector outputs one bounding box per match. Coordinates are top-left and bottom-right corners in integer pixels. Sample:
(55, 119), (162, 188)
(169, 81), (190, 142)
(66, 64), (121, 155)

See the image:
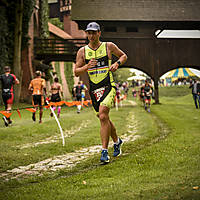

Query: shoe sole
(100, 156), (110, 164)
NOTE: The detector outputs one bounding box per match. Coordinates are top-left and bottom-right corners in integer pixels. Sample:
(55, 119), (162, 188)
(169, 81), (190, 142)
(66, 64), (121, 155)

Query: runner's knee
(99, 112), (109, 122)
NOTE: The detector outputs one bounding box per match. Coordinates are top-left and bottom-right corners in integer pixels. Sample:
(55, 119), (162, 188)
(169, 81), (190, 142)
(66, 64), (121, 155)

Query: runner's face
(86, 31), (100, 43)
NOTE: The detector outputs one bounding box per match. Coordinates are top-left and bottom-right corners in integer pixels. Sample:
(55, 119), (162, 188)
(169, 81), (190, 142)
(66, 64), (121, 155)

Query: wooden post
(154, 76), (159, 104)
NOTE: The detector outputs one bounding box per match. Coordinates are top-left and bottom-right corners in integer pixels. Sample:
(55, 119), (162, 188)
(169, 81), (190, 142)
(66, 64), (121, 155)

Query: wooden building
(71, 0), (200, 103)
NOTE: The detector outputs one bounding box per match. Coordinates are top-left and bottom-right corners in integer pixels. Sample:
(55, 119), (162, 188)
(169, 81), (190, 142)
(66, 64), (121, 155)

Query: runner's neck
(88, 41), (102, 50)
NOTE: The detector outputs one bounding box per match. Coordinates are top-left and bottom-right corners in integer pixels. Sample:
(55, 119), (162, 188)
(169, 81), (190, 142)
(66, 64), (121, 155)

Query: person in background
(140, 80), (153, 111)
(50, 77), (63, 118)
(28, 71), (46, 123)
(74, 22), (127, 163)
(0, 66), (19, 126)
(80, 81), (88, 106)
(189, 79), (200, 109)
(74, 81), (84, 113)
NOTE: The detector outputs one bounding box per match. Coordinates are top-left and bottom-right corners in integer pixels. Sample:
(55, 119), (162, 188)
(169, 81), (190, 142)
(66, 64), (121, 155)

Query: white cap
(85, 22), (100, 31)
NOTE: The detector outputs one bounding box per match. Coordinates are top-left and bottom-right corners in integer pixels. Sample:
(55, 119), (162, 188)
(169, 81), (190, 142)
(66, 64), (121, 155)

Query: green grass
(0, 86), (200, 199)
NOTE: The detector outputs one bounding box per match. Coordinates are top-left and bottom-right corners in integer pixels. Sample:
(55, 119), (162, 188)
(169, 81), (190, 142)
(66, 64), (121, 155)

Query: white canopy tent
(127, 75), (146, 81)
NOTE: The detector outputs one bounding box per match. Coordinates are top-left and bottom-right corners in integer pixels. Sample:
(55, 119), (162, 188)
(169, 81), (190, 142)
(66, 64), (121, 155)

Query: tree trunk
(13, 0), (23, 103)
(60, 62), (72, 100)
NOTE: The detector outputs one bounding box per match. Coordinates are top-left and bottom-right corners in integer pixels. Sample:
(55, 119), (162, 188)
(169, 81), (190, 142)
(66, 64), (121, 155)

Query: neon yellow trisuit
(84, 42), (116, 113)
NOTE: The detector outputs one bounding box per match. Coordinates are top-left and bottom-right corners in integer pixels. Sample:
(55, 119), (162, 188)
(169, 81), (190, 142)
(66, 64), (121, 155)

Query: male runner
(74, 81), (84, 113)
(81, 81), (88, 106)
(140, 80), (153, 112)
(28, 71), (46, 123)
(74, 22), (127, 163)
(0, 66), (19, 126)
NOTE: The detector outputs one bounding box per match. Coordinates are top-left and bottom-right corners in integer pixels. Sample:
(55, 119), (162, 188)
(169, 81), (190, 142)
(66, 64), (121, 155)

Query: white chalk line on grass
(16, 120), (91, 149)
(1, 101), (139, 181)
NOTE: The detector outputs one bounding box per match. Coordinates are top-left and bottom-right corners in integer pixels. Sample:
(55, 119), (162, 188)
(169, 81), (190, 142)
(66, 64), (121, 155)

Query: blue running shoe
(100, 150), (110, 163)
(113, 138), (123, 157)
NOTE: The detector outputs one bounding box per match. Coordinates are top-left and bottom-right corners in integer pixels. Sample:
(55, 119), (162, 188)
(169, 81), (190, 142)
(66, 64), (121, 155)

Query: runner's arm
(60, 84), (63, 98)
(15, 78), (19, 84)
(108, 42), (128, 72)
(43, 80), (47, 95)
(28, 81), (33, 91)
(74, 47), (97, 77)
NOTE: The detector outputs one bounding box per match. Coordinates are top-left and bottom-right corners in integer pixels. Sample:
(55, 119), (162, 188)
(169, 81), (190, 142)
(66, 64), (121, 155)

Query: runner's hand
(109, 62), (119, 72)
(87, 58), (97, 69)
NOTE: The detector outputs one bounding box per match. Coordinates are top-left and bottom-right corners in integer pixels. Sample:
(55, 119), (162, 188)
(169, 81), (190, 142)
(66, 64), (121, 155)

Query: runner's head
(54, 77), (59, 83)
(35, 70), (42, 77)
(4, 66), (11, 73)
(85, 22), (101, 41)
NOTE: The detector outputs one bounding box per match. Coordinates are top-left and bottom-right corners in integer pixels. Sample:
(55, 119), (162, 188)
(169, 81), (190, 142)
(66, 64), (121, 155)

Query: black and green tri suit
(84, 42), (116, 113)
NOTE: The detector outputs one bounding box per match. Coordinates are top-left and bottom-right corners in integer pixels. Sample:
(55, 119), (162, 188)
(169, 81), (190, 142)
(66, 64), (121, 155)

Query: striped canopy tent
(166, 68), (197, 81)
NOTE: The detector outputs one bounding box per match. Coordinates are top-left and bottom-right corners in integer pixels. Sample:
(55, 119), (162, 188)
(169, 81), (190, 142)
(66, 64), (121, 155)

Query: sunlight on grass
(0, 86), (200, 199)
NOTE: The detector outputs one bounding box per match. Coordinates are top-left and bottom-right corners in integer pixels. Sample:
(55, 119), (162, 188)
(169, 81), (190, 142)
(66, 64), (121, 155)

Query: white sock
(102, 149), (108, 151)
(114, 138), (120, 145)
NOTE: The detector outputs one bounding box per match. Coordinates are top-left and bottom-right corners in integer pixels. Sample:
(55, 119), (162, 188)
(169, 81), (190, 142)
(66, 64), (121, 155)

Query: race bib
(93, 87), (105, 102)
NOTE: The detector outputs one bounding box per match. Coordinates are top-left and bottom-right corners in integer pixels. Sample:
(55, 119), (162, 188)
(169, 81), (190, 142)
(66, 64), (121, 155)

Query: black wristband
(117, 60), (121, 66)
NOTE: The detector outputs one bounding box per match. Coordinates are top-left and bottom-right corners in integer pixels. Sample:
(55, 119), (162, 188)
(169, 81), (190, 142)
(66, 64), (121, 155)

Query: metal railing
(34, 38), (87, 61)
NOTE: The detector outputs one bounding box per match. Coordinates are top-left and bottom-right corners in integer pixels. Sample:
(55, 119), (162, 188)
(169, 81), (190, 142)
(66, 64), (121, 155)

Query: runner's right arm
(74, 47), (97, 77)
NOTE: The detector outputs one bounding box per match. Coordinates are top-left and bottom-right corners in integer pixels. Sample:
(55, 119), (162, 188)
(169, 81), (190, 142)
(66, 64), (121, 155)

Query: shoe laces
(114, 144), (120, 152)
(102, 150), (108, 157)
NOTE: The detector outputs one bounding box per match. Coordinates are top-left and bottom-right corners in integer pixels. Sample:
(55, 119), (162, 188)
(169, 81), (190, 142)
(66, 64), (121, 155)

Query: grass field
(0, 85), (199, 199)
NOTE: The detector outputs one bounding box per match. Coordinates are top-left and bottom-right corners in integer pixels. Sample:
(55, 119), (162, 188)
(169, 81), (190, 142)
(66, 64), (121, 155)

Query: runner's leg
(99, 105), (111, 149)
(57, 106), (61, 117)
(6, 104), (12, 124)
(39, 106), (43, 123)
(109, 120), (118, 143)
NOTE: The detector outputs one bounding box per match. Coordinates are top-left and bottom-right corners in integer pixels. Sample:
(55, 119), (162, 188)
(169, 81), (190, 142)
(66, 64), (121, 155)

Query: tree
(113, 68), (135, 83)
(13, 0), (23, 103)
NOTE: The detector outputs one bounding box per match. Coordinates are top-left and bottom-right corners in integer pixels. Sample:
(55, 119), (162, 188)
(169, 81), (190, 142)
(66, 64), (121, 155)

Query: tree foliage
(113, 68), (135, 83)
(0, 0), (35, 71)
(39, 0), (49, 38)
(64, 62), (74, 96)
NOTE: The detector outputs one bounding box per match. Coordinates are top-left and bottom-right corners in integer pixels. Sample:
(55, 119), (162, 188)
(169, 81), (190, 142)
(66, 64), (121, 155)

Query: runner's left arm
(108, 42), (128, 72)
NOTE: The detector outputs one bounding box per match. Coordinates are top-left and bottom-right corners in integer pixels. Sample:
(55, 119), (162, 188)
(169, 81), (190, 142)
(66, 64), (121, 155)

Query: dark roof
(71, 0), (200, 21)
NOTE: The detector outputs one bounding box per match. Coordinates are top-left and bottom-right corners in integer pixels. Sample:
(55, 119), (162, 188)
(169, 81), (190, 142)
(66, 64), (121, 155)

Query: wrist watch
(117, 60), (121, 66)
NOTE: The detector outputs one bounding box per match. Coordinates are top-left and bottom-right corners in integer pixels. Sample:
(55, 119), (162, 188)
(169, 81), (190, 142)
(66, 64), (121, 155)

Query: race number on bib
(93, 87), (105, 102)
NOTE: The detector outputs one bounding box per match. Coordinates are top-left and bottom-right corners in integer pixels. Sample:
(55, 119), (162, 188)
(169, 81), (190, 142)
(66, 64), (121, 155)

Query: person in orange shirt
(28, 71), (46, 123)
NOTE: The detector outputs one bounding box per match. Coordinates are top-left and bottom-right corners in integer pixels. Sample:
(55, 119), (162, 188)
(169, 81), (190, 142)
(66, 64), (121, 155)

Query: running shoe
(50, 113), (53, 117)
(8, 118), (12, 124)
(100, 150), (110, 163)
(113, 138), (123, 157)
(2, 116), (9, 127)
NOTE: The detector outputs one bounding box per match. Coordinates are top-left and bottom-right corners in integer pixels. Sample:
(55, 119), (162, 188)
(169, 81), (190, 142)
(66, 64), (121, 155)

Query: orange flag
(0, 111), (12, 118)
(55, 101), (65, 106)
(83, 101), (88, 106)
(65, 102), (74, 107)
(25, 108), (36, 113)
(17, 109), (21, 118)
